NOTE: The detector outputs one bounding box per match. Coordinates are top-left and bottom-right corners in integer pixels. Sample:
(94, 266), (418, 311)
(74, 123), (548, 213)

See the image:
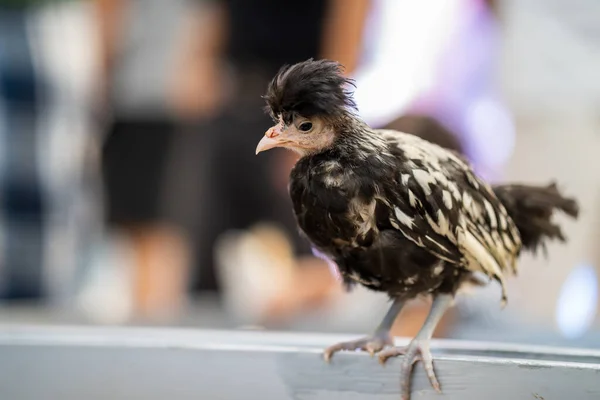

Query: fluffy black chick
(256, 59), (579, 400)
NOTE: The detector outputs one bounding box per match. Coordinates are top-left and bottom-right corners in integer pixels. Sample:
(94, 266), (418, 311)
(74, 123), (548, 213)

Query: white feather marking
(433, 264), (444, 276)
(436, 210), (451, 236)
(479, 228), (496, 250)
(462, 193), (473, 214)
(408, 190), (419, 207)
(401, 174), (410, 185)
(509, 223), (520, 241)
(483, 200), (498, 228)
(424, 234), (448, 251)
(323, 174), (344, 187)
(322, 160), (340, 172)
(424, 210), (456, 242)
(473, 203), (484, 222)
(465, 197), (483, 222)
(347, 271), (373, 285)
(405, 275), (417, 284)
(442, 190), (453, 209)
(431, 171), (447, 185)
(401, 143), (425, 161)
(349, 199), (377, 237)
(397, 227), (425, 247)
(502, 232), (515, 251)
(413, 169), (435, 195)
(394, 207), (414, 228)
(499, 213), (508, 230)
(460, 229), (504, 279)
(466, 172), (480, 189)
(428, 236), (451, 253)
(491, 231), (507, 251)
(447, 181), (462, 201)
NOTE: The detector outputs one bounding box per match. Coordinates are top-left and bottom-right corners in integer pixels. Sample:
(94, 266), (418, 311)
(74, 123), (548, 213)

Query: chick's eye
(298, 122), (313, 132)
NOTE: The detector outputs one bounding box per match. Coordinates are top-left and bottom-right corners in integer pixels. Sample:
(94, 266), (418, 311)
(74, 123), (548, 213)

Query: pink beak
(256, 126), (284, 154)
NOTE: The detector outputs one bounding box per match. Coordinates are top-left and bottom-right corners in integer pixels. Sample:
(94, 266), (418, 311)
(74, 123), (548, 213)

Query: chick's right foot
(323, 332), (394, 362)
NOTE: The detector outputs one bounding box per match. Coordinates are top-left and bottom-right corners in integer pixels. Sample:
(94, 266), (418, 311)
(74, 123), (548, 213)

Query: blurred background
(0, 0), (598, 349)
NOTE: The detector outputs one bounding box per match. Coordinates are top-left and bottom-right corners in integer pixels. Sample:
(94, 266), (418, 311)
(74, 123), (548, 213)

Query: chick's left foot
(378, 339), (441, 400)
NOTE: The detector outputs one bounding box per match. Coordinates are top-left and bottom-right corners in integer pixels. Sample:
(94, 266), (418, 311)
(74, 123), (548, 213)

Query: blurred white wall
(499, 0), (600, 326)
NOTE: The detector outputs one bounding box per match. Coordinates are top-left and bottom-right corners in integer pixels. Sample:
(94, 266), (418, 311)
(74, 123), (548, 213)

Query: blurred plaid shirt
(0, 2), (101, 300)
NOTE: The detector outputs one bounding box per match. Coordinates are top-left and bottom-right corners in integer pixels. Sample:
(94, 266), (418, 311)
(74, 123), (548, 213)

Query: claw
(366, 341), (382, 356)
(377, 339), (441, 399)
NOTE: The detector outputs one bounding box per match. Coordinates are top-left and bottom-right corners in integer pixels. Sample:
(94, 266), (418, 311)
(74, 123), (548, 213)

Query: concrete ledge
(0, 325), (599, 399)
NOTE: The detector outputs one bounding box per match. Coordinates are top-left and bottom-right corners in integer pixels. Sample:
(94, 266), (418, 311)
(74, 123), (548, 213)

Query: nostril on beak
(266, 128), (279, 138)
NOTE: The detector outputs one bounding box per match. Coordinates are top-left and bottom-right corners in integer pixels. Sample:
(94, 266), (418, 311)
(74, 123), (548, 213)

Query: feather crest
(263, 58), (357, 121)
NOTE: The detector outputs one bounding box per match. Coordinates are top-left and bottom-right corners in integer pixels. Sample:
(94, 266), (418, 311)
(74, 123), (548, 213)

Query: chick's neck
(333, 113), (387, 156)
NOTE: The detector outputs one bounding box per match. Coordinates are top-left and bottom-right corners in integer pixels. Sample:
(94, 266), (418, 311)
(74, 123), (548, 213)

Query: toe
(324, 335), (394, 361)
(396, 341), (442, 398)
(399, 365), (414, 400)
(323, 339), (367, 362)
(398, 347), (421, 399)
(323, 349), (334, 363)
(366, 345), (376, 356)
(323, 344), (344, 362)
(377, 347), (406, 365)
(423, 360), (441, 392)
(324, 335), (395, 363)
(419, 348), (441, 392)
(365, 340), (383, 356)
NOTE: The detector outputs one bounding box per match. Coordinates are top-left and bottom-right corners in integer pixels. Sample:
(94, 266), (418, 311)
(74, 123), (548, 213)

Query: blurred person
(384, 115), (464, 154)
(0, 0), (99, 301)
(352, 0), (511, 181)
(94, 0), (194, 319)
(164, 0), (372, 305)
(0, 2), (46, 299)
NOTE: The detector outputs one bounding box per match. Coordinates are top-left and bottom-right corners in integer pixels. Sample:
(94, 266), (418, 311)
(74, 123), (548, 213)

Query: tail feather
(493, 182), (579, 254)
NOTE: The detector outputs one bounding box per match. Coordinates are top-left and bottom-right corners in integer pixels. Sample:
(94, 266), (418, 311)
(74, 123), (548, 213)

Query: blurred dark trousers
(0, 8), (46, 299)
(165, 68), (311, 294)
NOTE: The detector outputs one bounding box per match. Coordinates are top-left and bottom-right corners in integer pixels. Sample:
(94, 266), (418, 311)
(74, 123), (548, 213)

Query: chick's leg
(323, 298), (404, 361)
(378, 293), (453, 400)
